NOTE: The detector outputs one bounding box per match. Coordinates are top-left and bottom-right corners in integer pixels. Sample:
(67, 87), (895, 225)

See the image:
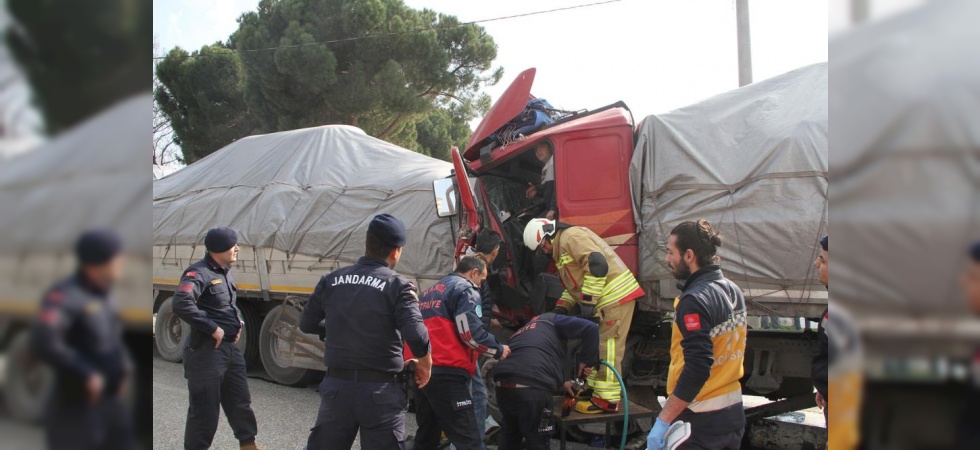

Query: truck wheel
(154, 296), (189, 362)
(259, 305), (317, 386)
(236, 300), (260, 368)
(3, 329), (52, 422)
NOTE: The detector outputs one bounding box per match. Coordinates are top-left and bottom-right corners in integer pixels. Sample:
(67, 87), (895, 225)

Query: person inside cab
(525, 141), (557, 220)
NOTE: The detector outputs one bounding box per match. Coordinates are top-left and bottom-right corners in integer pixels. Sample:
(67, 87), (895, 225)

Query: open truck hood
(463, 68), (536, 161)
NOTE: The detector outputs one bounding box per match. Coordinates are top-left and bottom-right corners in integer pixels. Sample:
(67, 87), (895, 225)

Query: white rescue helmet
(523, 218), (557, 250)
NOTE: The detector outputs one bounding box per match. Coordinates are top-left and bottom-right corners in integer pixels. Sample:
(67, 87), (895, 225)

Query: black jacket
(493, 313), (599, 392)
(172, 254), (243, 341)
(31, 272), (128, 400)
(300, 256), (430, 373)
(811, 308), (829, 399)
(479, 278), (494, 327)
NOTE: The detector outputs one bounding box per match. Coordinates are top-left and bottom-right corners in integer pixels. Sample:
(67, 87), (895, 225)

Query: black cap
(820, 235), (828, 251)
(75, 228), (122, 265)
(971, 241), (980, 262)
(205, 227), (238, 253)
(368, 214), (407, 247)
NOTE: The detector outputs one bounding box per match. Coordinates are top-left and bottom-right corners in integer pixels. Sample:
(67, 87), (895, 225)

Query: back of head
(669, 219), (723, 267)
(475, 230), (502, 255)
(365, 214), (407, 261)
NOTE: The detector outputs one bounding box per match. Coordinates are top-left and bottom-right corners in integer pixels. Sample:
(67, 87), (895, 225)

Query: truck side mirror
(432, 178), (457, 218)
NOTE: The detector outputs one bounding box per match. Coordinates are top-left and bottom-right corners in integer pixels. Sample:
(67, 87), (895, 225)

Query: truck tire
(154, 296), (189, 362)
(258, 305), (317, 386)
(3, 329), (52, 422)
(236, 300), (260, 368)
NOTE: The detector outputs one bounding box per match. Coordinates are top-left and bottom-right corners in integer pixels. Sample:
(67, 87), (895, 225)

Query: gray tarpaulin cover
(629, 63), (828, 300)
(0, 94), (151, 255)
(153, 125), (455, 284)
(829, 1), (980, 316)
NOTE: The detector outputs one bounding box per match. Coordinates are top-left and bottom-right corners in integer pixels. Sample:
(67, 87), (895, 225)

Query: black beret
(369, 214), (407, 247)
(971, 241), (980, 262)
(75, 228), (122, 265)
(820, 235), (828, 251)
(205, 227), (238, 253)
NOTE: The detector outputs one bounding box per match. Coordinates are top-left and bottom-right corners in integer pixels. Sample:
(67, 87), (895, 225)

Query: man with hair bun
(647, 219), (747, 450)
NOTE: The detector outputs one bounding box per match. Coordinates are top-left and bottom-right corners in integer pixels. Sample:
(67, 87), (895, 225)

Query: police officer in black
(300, 214), (432, 450)
(172, 227), (260, 450)
(956, 241), (980, 448)
(493, 313), (599, 450)
(31, 229), (135, 450)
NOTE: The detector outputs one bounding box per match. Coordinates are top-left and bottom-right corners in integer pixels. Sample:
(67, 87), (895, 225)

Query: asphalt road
(1, 350), (822, 449)
(0, 356), (44, 449)
(153, 353), (329, 449)
(152, 353), (606, 450)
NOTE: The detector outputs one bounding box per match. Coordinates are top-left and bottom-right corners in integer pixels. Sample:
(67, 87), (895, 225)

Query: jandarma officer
(172, 227), (260, 450)
(31, 229), (135, 450)
(300, 214), (432, 450)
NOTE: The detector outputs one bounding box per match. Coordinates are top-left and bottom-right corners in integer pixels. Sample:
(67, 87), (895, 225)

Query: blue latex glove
(647, 418), (669, 450)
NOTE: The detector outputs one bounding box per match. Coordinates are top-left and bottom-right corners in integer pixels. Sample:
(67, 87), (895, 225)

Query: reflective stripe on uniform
(606, 337), (617, 383)
(687, 389), (741, 413)
(582, 274), (605, 297)
(557, 253), (574, 269)
(595, 271), (642, 309)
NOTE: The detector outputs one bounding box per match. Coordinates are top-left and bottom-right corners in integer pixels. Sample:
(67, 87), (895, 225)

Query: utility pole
(735, 0), (752, 86)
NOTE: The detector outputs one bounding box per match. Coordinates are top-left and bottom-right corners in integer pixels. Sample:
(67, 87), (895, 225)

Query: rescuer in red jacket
(413, 256), (511, 450)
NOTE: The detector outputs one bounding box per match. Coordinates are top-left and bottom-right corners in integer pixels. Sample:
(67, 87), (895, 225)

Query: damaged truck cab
(433, 67), (827, 416)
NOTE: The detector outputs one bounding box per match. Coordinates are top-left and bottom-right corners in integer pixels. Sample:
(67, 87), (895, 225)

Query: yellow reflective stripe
(603, 271), (639, 294)
(606, 337), (616, 383)
(557, 253), (574, 269)
(561, 290), (574, 302)
(596, 273), (640, 308)
(582, 275), (606, 296)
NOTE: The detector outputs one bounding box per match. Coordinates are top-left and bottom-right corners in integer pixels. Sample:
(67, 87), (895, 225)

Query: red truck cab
(435, 68), (640, 326)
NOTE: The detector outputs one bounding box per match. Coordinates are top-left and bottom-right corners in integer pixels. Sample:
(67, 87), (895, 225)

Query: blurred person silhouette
(812, 235), (863, 450)
(30, 228), (134, 449)
(524, 141), (557, 220)
(172, 227), (261, 450)
(956, 242), (980, 448)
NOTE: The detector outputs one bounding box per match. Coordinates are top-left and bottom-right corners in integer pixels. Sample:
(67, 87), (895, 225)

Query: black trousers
(496, 386), (553, 450)
(182, 341), (257, 450)
(45, 395), (134, 450)
(413, 373), (482, 450)
(307, 375), (408, 450)
(675, 404), (745, 450)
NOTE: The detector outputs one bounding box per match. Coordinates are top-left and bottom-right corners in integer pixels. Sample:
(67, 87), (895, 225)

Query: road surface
(152, 352), (607, 449)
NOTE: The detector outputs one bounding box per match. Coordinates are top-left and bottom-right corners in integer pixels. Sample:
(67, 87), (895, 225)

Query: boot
(240, 442), (262, 450)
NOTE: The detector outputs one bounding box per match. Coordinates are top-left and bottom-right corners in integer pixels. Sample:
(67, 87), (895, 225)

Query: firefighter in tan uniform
(523, 219), (644, 413)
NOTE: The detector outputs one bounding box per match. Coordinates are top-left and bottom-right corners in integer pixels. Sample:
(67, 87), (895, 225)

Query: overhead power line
(153, 0), (625, 60)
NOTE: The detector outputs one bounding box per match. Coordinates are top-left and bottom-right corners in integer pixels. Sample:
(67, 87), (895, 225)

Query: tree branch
(378, 113), (405, 140)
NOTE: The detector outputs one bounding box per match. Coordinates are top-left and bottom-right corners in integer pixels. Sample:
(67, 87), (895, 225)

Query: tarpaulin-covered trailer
(152, 124), (456, 385)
